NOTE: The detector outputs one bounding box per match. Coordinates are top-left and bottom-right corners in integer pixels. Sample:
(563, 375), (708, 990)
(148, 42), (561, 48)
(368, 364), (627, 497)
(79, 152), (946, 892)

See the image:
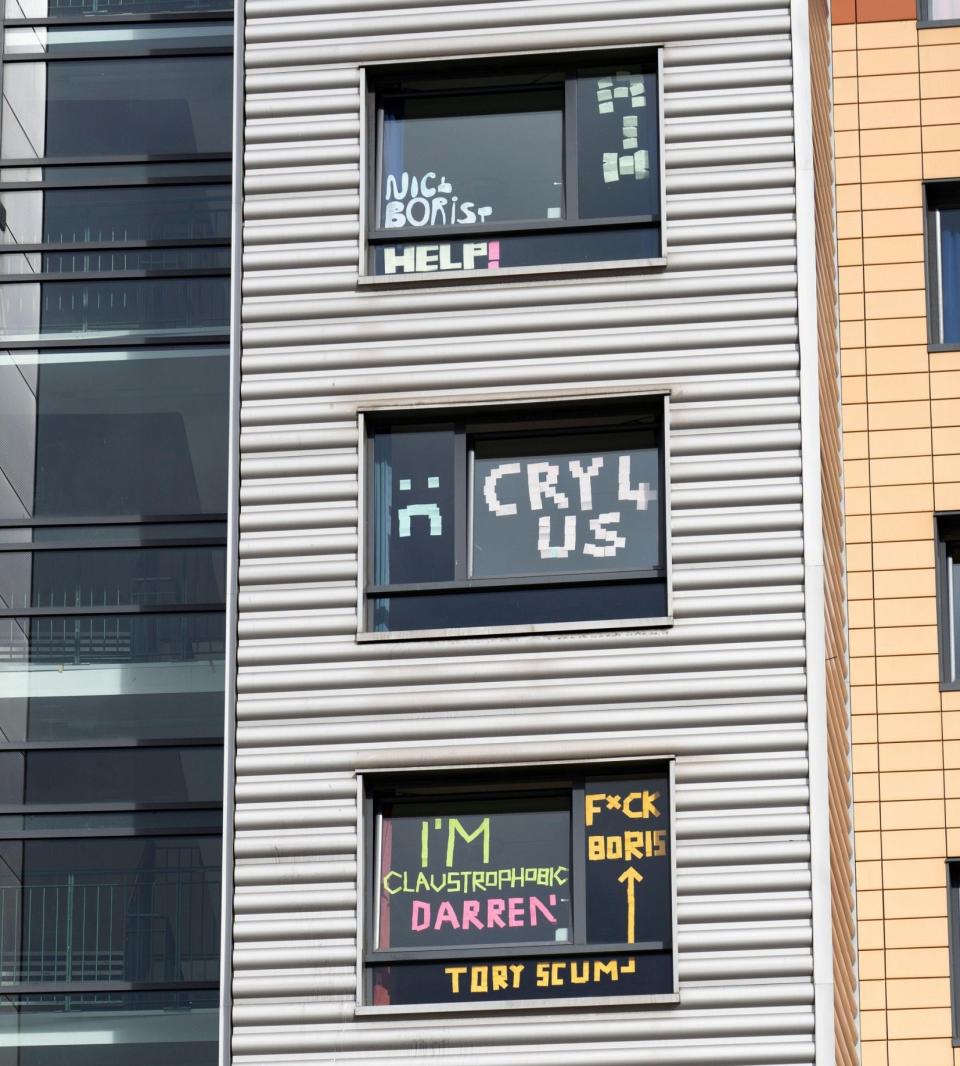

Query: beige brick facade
(835, 14), (960, 1065)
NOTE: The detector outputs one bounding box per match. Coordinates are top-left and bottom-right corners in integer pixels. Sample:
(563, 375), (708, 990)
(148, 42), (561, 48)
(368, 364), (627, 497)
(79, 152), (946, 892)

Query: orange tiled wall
(834, 11), (960, 1066)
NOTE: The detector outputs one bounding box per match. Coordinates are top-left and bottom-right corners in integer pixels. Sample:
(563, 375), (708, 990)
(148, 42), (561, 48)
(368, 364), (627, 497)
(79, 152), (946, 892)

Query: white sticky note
(630, 79), (644, 95)
(623, 137), (638, 150)
(614, 86), (628, 98)
(619, 154), (634, 175)
(547, 206), (561, 219)
(599, 101), (614, 113)
(623, 114), (639, 127)
(634, 149), (650, 179)
(597, 78), (613, 89)
(603, 167), (619, 183)
(597, 88), (612, 101)
(399, 479), (411, 491)
(631, 95), (645, 108)
(427, 476), (439, 488)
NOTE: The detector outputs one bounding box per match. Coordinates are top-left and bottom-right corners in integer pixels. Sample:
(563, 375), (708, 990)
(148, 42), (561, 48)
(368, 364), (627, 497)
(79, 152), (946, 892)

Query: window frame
(936, 513), (960, 689)
(925, 181), (960, 350)
(359, 48), (666, 284)
(917, 0), (960, 26)
(357, 392), (672, 641)
(356, 757), (679, 1015)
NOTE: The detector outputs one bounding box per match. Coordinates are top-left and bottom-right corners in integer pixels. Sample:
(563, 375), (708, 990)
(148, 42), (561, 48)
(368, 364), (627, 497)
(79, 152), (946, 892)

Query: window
(937, 514), (960, 688)
(363, 398), (667, 636)
(362, 761), (675, 1009)
(927, 183), (960, 346)
(365, 55), (661, 278)
(920, 0), (960, 21)
(950, 861), (960, 1044)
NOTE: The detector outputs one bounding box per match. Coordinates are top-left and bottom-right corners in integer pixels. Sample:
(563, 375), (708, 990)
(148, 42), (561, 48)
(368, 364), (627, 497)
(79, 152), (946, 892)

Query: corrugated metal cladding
(234, 0), (829, 1063)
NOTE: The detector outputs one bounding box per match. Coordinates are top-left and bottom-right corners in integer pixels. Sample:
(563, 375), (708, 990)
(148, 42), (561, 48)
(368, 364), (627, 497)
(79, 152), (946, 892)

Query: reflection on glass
(1, 248), (230, 275)
(4, 22), (233, 53)
(0, 746), (222, 806)
(0, 276), (229, 340)
(0, 348), (228, 518)
(0, 835), (221, 984)
(940, 208), (960, 345)
(0, 612), (225, 743)
(2, 56), (232, 159)
(925, 0), (960, 16)
(0, 545), (226, 610)
(7, 0), (232, 14)
(0, 184), (231, 246)
(378, 76), (564, 230)
(0, 161), (231, 185)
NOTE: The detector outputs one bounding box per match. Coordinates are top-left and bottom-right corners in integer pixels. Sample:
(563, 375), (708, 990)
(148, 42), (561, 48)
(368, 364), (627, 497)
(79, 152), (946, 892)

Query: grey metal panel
(235, 0), (825, 1062)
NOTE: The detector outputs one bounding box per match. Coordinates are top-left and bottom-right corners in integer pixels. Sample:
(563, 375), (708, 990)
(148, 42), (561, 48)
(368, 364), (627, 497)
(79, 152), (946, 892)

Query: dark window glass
(0, 161), (231, 185)
(576, 68), (658, 220)
(0, 349), (228, 518)
(1, 248), (230, 274)
(937, 207), (960, 345)
(378, 77), (564, 230)
(0, 184), (230, 246)
(0, 522), (227, 547)
(367, 402), (666, 634)
(472, 429), (661, 579)
(375, 797), (571, 951)
(4, 22), (232, 54)
(0, 835), (221, 984)
(937, 515), (960, 688)
(371, 425), (457, 586)
(0, 612), (225, 743)
(7, 0), (232, 14)
(2, 56), (232, 159)
(0, 276), (229, 340)
(0, 747), (222, 806)
(0, 808), (222, 832)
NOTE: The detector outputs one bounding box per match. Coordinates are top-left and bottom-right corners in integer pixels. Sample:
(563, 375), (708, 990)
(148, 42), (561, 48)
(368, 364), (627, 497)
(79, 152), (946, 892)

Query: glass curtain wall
(0, 3), (232, 1063)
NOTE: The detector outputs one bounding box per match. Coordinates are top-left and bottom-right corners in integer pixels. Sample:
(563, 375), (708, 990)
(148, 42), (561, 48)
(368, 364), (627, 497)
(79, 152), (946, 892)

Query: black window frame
(925, 181), (960, 350)
(360, 758), (677, 1012)
(360, 395), (670, 639)
(950, 859), (960, 1044)
(936, 513), (960, 689)
(362, 49), (664, 281)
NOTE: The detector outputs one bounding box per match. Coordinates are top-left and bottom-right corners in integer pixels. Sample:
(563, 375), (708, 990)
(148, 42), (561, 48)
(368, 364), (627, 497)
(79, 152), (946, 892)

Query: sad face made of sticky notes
(397, 475), (444, 537)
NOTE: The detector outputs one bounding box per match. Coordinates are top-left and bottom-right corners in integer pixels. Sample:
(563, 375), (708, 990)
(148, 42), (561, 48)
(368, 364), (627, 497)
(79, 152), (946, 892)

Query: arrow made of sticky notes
(618, 867), (644, 944)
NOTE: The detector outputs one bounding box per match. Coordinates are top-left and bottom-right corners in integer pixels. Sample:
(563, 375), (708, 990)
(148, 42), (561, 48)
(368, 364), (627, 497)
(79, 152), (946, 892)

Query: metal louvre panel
(235, 0), (821, 1062)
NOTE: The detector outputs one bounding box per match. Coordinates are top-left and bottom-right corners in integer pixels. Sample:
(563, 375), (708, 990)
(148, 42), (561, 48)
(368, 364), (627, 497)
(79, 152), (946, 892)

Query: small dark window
(927, 184), (960, 346)
(364, 398), (667, 636)
(937, 514), (960, 688)
(363, 762), (674, 1007)
(366, 55), (661, 277)
(949, 860), (960, 1043)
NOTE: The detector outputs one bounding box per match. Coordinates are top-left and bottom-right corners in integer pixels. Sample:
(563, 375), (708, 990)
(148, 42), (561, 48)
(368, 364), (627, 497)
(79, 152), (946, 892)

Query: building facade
(230, 0), (855, 1064)
(0, 1), (234, 1063)
(833, 0), (960, 1062)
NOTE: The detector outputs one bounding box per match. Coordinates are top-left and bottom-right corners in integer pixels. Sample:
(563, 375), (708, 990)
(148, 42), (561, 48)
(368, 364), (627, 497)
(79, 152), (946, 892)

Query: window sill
(918, 18), (960, 27)
(355, 991), (680, 1016)
(357, 614), (673, 642)
(931, 344), (960, 353)
(357, 256), (667, 287)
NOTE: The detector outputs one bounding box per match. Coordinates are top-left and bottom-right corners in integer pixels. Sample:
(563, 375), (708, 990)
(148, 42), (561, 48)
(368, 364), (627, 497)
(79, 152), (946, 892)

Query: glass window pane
(0, 835), (221, 985)
(370, 579), (667, 633)
(0, 746), (222, 806)
(0, 161), (231, 185)
(0, 276), (229, 341)
(0, 184), (231, 246)
(2, 57), (232, 159)
(7, 0), (232, 14)
(925, 0), (960, 16)
(472, 429), (661, 579)
(4, 23), (233, 54)
(576, 67), (659, 221)
(371, 425), (457, 586)
(0, 348), (228, 518)
(0, 991), (217, 1066)
(0, 612), (225, 742)
(377, 75), (564, 230)
(940, 207), (960, 345)
(0, 522), (227, 547)
(0, 808), (222, 831)
(1, 248), (230, 274)
(374, 797), (571, 951)
(0, 545), (225, 610)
